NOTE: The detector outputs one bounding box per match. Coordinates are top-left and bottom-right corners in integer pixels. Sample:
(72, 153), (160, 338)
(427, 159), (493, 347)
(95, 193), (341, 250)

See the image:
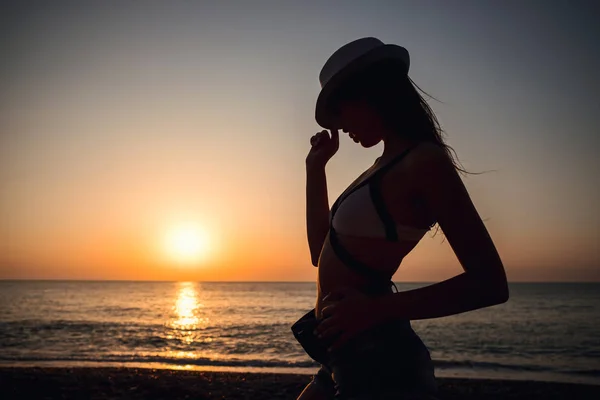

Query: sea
(0, 281), (598, 385)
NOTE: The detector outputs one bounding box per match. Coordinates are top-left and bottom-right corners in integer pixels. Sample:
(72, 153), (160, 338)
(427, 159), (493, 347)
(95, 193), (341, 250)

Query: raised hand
(306, 129), (339, 168)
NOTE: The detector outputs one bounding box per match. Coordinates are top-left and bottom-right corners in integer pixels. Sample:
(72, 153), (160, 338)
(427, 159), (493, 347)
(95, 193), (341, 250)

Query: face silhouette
(336, 99), (386, 148)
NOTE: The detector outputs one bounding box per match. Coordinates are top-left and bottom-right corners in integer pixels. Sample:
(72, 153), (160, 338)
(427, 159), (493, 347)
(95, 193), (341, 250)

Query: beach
(2, 367), (600, 400)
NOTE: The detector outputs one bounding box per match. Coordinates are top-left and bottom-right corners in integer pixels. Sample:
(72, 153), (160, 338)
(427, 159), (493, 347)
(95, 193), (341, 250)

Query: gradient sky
(1, 1), (599, 282)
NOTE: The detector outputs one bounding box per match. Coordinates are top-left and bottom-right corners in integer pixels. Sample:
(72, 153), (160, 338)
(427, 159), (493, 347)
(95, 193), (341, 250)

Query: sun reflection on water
(174, 282), (201, 329)
(167, 282), (210, 347)
(163, 282), (222, 364)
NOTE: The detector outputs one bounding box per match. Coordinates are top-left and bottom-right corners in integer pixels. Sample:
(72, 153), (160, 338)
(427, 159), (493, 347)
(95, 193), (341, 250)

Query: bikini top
(329, 146), (429, 291)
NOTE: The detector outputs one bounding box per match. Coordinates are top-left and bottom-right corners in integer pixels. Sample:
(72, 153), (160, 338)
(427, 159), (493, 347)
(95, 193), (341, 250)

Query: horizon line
(0, 279), (598, 284)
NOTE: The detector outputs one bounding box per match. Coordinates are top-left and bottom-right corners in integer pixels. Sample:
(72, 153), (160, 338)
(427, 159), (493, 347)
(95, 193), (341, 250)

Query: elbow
(493, 268), (510, 304)
(498, 276), (510, 303)
(310, 245), (323, 267)
(470, 270), (509, 306)
(310, 254), (319, 267)
(490, 284), (509, 305)
(483, 277), (510, 306)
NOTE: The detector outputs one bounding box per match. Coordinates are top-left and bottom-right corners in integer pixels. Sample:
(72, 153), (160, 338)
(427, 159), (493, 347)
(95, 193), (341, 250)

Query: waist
(318, 250), (390, 299)
(291, 309), (420, 368)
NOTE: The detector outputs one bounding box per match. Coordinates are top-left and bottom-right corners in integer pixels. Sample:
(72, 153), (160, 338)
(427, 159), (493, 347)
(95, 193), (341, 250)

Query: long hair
(330, 59), (469, 175)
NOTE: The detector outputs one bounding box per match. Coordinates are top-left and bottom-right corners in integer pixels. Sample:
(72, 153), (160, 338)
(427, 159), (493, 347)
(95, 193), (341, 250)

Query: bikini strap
(369, 182), (398, 240)
(328, 226), (390, 284)
(368, 146), (417, 241)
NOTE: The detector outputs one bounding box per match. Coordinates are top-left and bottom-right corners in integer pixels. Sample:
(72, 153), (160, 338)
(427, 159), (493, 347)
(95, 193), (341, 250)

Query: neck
(380, 130), (416, 162)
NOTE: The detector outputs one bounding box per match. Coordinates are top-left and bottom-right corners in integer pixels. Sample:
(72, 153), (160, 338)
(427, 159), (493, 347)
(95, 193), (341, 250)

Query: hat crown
(319, 37), (386, 88)
(315, 37), (410, 128)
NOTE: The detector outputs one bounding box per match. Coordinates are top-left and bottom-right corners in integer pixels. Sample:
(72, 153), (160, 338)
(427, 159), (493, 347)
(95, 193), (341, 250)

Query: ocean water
(0, 281), (599, 385)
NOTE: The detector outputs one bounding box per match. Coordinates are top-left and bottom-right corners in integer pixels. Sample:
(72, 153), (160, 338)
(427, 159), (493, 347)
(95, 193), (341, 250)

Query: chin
(360, 143), (377, 148)
(359, 139), (381, 148)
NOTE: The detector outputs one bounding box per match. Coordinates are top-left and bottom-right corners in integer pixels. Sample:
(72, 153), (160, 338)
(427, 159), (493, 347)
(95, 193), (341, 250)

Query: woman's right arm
(306, 164), (330, 266)
(305, 130), (339, 266)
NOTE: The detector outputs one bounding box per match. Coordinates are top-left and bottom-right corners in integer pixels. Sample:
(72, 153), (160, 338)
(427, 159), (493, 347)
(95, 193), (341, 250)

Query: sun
(164, 224), (210, 265)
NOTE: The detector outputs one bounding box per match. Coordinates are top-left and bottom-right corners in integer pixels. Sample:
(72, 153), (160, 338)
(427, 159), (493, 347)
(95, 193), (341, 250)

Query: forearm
(306, 164), (330, 266)
(376, 271), (509, 321)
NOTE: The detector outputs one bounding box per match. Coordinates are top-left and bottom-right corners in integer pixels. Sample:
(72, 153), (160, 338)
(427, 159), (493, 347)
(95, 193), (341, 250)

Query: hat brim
(315, 44), (409, 129)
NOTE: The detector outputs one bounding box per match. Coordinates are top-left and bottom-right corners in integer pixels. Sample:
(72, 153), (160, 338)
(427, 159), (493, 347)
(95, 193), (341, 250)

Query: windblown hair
(330, 59), (468, 175)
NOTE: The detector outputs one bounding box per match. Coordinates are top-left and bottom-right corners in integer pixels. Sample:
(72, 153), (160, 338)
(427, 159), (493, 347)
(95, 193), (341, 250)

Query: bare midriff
(315, 232), (419, 319)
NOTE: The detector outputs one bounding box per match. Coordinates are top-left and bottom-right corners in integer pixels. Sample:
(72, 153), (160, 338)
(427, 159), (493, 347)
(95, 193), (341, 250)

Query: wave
(0, 355), (317, 369)
(0, 320), (292, 332)
(0, 320), (155, 332)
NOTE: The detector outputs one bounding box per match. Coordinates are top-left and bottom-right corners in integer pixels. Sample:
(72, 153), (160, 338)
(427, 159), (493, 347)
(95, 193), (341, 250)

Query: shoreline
(2, 360), (599, 387)
(2, 367), (600, 400)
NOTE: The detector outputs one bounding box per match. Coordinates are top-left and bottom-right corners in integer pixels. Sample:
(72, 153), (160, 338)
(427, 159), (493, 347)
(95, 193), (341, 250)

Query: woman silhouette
(293, 37), (509, 399)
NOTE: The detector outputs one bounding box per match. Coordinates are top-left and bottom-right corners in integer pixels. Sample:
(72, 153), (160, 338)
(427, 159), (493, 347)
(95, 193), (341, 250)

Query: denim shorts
(292, 311), (438, 399)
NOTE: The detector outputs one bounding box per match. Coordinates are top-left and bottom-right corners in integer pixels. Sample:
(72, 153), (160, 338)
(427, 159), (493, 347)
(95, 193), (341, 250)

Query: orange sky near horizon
(1, 2), (599, 282)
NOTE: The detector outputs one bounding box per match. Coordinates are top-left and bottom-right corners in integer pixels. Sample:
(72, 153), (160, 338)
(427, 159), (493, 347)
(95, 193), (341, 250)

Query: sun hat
(315, 37), (410, 129)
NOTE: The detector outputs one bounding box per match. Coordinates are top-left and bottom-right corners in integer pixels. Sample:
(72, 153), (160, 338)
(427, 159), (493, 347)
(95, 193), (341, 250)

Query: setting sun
(164, 224), (210, 265)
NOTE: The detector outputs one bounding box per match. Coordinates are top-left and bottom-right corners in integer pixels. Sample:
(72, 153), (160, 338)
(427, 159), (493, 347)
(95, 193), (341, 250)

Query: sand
(1, 367), (599, 399)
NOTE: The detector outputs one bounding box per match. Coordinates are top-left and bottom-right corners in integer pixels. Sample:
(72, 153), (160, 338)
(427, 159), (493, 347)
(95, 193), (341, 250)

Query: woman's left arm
(375, 144), (508, 322)
(317, 145), (509, 350)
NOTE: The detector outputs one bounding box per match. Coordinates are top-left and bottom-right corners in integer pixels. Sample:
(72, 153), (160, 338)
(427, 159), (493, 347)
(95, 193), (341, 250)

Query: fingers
(316, 317), (352, 352)
(315, 315), (337, 334)
(320, 303), (338, 318)
(318, 325), (342, 341)
(322, 292), (342, 303)
(315, 317), (343, 343)
(310, 130), (333, 147)
(322, 287), (352, 302)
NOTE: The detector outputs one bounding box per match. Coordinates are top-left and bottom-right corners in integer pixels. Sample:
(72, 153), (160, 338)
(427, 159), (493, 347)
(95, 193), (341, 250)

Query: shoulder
(382, 142), (461, 205)
(405, 142), (472, 212)
(406, 141), (455, 172)
(391, 141), (459, 190)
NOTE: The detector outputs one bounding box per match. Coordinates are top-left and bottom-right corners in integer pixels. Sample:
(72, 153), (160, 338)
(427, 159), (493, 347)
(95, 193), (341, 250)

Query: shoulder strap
(369, 145), (417, 240)
(369, 183), (398, 240)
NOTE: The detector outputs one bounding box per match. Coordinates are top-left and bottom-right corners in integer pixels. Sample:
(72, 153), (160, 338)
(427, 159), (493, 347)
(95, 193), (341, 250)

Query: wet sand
(1, 367), (599, 399)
